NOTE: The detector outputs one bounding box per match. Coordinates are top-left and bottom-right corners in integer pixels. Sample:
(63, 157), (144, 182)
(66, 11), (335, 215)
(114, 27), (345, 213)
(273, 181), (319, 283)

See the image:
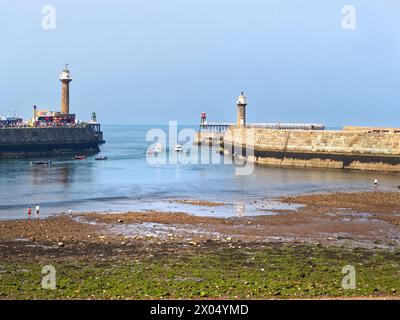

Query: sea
(0, 125), (399, 220)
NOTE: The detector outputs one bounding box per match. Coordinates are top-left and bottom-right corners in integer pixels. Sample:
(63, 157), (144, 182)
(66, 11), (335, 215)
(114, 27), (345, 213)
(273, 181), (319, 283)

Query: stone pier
(223, 127), (400, 172)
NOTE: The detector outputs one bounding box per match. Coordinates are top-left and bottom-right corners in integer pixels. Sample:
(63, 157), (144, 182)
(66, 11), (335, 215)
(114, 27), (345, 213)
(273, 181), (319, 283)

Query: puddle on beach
(73, 199), (304, 240)
(109, 222), (222, 239)
(338, 212), (377, 223)
(73, 199), (305, 241)
(79, 198), (304, 219)
(0, 196), (305, 220)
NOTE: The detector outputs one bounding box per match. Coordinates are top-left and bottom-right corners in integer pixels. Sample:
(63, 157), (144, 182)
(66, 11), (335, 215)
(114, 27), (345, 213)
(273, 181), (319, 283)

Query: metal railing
(248, 123), (325, 130)
(199, 122), (325, 132)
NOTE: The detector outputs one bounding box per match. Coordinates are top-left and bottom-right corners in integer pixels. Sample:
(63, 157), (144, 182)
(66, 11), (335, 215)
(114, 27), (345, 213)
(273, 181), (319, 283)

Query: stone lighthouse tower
(59, 64), (72, 115)
(236, 91), (247, 128)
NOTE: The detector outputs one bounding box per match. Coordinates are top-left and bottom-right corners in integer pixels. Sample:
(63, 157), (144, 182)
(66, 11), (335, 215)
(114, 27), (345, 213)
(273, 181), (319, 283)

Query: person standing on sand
(35, 204), (40, 218)
(27, 206), (32, 218)
(374, 178), (378, 189)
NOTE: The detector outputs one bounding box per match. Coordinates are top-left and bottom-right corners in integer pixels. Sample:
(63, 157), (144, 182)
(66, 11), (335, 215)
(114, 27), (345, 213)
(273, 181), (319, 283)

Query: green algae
(1, 244), (399, 299)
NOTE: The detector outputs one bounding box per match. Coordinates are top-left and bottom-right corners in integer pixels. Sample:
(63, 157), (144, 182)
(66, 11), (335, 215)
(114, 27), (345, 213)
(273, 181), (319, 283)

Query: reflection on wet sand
(236, 202), (245, 217)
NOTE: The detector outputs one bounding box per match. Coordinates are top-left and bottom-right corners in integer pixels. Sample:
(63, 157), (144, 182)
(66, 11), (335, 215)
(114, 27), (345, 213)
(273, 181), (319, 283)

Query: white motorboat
(155, 143), (163, 153)
(173, 144), (183, 152)
(147, 143), (164, 155)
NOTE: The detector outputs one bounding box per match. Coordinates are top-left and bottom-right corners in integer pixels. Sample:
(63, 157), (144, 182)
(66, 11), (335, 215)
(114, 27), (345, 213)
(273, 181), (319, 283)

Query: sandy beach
(2, 191), (400, 250)
(1, 191), (400, 299)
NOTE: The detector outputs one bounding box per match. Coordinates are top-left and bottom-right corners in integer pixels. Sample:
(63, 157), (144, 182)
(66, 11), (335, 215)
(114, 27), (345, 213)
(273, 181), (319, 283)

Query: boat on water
(33, 160), (52, 166)
(155, 143), (163, 153)
(74, 155), (86, 160)
(147, 143), (164, 155)
(95, 155), (108, 160)
(173, 144), (183, 152)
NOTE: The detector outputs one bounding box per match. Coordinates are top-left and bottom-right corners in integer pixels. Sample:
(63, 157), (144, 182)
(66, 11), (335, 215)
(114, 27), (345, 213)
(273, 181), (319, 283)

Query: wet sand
(84, 191), (400, 248)
(1, 191), (400, 261)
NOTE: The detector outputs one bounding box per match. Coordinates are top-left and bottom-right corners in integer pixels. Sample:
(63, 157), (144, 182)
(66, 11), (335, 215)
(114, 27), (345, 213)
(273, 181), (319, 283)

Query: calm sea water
(0, 125), (399, 220)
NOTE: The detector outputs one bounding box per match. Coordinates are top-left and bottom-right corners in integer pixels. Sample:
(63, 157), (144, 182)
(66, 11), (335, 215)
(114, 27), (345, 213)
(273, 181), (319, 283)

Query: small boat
(147, 143), (163, 155)
(74, 155), (86, 160)
(34, 160), (52, 166)
(155, 143), (163, 153)
(95, 156), (108, 161)
(173, 144), (183, 152)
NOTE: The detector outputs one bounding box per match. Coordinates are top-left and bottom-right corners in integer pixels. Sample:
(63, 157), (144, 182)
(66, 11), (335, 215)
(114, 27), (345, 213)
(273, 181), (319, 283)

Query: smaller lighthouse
(59, 64), (72, 115)
(236, 91), (247, 128)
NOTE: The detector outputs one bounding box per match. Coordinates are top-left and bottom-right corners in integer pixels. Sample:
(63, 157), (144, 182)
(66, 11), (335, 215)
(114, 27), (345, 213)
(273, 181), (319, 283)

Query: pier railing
(0, 122), (96, 129)
(198, 122), (325, 133)
(199, 123), (231, 133)
(247, 123), (325, 130)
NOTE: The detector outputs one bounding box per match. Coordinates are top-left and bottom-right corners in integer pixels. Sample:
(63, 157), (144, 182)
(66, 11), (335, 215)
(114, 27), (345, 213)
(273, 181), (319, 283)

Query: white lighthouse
(59, 64), (72, 115)
(236, 91), (247, 128)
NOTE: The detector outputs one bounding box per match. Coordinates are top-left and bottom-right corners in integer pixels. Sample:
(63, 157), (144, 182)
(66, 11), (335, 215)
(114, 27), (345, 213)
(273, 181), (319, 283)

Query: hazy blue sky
(0, 1), (399, 126)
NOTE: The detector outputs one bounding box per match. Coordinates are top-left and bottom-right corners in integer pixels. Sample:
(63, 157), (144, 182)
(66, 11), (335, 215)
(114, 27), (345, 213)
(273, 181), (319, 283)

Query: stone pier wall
(0, 127), (101, 158)
(195, 132), (225, 146)
(223, 127), (400, 172)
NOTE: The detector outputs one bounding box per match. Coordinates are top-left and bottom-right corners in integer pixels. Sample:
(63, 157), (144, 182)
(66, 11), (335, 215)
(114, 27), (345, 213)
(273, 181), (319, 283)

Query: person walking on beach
(374, 178), (378, 189)
(27, 206), (32, 219)
(35, 204), (40, 219)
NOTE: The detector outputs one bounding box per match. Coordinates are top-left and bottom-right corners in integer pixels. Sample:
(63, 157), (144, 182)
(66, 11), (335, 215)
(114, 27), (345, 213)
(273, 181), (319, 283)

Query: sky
(0, 0), (399, 126)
